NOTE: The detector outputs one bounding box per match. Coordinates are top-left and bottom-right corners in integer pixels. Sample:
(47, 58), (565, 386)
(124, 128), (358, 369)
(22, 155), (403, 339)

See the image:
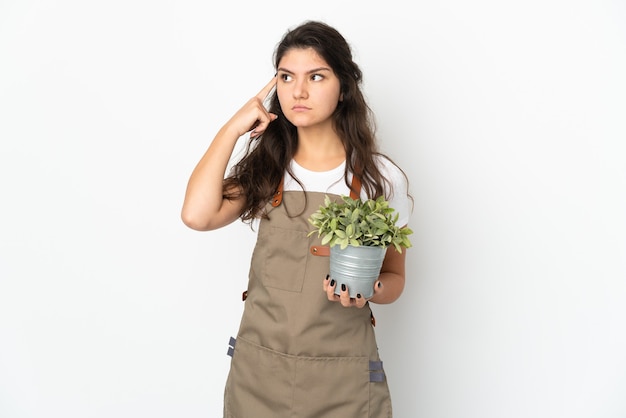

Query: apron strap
(227, 336), (237, 357)
(310, 245), (330, 256)
(369, 360), (385, 382)
(271, 180), (283, 207)
(349, 170), (362, 200)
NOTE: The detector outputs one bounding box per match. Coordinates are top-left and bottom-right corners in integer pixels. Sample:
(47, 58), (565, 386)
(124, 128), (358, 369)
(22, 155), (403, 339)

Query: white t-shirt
(283, 156), (411, 227)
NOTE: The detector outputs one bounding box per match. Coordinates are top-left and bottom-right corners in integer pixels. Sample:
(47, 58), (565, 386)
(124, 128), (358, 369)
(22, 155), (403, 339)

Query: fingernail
(377, 282), (382, 288)
(356, 293), (362, 299)
(325, 274), (330, 281)
(330, 279), (335, 287)
(341, 284), (346, 292)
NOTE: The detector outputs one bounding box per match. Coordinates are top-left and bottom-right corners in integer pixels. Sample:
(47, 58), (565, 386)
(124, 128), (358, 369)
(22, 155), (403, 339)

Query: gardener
(181, 20), (412, 417)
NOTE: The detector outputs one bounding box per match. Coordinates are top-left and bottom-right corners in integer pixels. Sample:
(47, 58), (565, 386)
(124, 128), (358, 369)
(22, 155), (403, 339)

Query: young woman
(182, 20), (411, 418)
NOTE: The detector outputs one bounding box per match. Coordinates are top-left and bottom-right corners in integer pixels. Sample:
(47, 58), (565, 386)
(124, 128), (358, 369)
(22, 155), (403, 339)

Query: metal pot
(330, 245), (387, 299)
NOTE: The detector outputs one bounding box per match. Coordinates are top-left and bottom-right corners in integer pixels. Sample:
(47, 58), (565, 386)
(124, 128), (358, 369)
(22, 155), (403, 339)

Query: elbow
(181, 196), (242, 231)
(181, 207), (211, 231)
(181, 205), (235, 231)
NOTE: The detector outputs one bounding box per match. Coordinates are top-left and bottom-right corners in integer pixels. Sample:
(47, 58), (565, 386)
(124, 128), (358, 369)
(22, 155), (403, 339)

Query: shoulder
(373, 154), (408, 196)
(370, 154), (412, 226)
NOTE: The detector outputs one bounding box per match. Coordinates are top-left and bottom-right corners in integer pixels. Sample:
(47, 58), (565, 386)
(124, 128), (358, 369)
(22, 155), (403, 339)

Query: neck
(294, 127), (345, 172)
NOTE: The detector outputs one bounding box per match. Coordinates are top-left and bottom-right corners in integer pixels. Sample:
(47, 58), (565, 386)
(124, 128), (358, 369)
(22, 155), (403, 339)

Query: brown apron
(223, 177), (392, 417)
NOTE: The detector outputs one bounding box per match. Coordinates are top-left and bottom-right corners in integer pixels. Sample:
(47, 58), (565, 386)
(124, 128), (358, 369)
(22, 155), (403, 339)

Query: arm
(369, 244), (406, 304)
(181, 77), (277, 231)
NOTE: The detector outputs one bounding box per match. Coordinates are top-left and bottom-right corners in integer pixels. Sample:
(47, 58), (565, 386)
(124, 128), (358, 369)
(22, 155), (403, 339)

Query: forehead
(277, 47), (331, 72)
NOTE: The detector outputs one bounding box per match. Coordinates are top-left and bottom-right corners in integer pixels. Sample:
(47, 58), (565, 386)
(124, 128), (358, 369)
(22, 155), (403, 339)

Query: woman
(182, 20), (411, 417)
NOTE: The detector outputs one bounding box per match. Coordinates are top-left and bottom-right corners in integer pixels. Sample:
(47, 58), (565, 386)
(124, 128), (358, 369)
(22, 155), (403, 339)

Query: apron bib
(223, 181), (392, 417)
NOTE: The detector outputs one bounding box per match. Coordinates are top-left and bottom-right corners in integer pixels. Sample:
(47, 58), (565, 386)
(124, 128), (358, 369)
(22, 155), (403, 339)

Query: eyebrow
(277, 67), (332, 74)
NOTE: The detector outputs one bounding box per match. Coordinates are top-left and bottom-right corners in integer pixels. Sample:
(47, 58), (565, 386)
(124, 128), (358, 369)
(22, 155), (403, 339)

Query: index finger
(256, 76), (277, 100)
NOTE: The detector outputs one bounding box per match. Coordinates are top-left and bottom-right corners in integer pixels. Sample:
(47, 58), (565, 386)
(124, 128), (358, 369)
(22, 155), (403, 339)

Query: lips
(292, 105), (310, 112)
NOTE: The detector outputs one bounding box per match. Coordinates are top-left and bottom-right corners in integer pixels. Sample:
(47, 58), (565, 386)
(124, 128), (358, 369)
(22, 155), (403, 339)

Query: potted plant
(308, 195), (413, 298)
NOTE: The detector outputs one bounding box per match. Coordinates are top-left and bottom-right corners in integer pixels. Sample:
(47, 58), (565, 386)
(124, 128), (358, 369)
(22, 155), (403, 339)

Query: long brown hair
(224, 20), (408, 223)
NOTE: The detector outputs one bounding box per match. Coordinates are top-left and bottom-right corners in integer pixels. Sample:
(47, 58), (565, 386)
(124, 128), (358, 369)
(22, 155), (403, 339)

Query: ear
(339, 92), (344, 102)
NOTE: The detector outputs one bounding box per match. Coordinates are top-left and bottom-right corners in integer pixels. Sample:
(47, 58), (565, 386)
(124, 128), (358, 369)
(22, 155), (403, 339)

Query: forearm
(369, 247), (407, 304)
(369, 271), (405, 304)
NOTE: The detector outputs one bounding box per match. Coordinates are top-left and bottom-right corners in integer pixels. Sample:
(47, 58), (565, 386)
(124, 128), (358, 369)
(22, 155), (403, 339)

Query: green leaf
(307, 193), (413, 250)
(321, 231), (334, 245)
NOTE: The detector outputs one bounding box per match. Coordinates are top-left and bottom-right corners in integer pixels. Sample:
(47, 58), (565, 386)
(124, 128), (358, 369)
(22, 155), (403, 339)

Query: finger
(355, 293), (366, 309)
(339, 283), (352, 307)
(249, 112), (278, 139)
(322, 274), (330, 291)
(256, 76), (277, 101)
(326, 278), (338, 301)
(368, 280), (383, 300)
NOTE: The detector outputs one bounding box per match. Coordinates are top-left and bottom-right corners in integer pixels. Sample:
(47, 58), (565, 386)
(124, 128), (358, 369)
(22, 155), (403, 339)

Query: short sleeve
(360, 156), (411, 227)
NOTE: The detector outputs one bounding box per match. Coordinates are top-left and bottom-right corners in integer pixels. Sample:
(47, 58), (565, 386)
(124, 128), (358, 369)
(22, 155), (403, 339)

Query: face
(276, 47), (342, 130)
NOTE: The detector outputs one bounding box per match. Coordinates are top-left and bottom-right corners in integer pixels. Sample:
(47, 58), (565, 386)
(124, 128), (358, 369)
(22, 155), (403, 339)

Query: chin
(285, 115), (313, 128)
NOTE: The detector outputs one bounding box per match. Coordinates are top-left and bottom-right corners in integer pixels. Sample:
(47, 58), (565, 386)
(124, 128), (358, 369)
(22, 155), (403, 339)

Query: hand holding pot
(323, 275), (383, 308)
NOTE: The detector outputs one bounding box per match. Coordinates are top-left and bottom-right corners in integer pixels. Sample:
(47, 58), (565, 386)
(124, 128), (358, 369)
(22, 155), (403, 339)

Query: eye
(311, 74), (324, 81)
(280, 73), (293, 82)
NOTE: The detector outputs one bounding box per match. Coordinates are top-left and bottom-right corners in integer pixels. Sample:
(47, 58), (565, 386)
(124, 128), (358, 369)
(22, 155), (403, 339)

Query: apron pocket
(224, 337), (296, 418)
(225, 338), (388, 417)
(292, 356), (370, 417)
(260, 226), (309, 292)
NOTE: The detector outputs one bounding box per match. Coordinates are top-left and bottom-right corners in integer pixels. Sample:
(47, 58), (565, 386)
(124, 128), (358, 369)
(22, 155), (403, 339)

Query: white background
(1, 1), (625, 417)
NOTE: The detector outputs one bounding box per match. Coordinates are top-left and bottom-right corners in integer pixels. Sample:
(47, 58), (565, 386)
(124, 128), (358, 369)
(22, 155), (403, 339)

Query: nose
(292, 78), (308, 99)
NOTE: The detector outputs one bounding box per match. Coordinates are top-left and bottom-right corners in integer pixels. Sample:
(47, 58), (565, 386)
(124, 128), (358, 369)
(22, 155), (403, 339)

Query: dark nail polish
(330, 279), (335, 287)
(341, 284), (346, 292)
(357, 294), (362, 299)
(377, 282), (382, 288)
(325, 274), (330, 281)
